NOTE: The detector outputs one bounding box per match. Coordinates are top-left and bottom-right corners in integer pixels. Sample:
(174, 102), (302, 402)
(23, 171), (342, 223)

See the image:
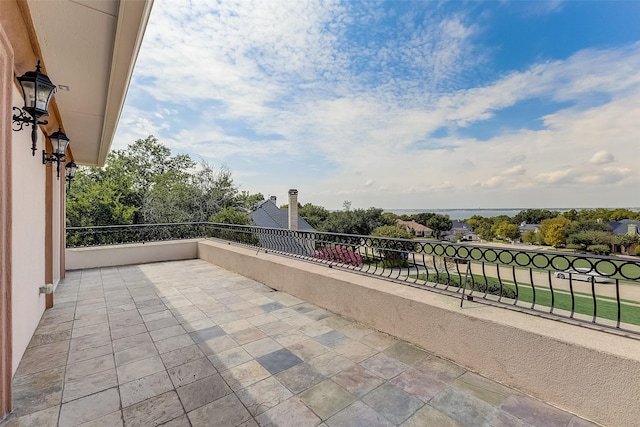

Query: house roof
(250, 200), (315, 231)
(396, 219), (433, 233)
(451, 220), (472, 231)
(607, 219), (640, 235)
(519, 224), (540, 232)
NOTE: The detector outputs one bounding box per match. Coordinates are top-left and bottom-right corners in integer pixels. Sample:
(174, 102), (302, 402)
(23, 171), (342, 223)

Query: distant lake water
(385, 208), (640, 221)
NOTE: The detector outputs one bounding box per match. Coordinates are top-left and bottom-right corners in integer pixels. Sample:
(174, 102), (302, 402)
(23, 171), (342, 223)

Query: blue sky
(113, 0), (640, 210)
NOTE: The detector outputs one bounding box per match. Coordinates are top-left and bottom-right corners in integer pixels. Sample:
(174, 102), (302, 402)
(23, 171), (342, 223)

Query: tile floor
(2, 259), (599, 427)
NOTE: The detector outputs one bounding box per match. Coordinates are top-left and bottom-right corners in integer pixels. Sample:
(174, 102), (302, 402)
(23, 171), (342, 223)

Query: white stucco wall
(11, 85), (47, 375)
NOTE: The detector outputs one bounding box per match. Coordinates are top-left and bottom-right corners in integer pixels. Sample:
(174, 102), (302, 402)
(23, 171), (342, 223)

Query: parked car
(554, 268), (612, 283)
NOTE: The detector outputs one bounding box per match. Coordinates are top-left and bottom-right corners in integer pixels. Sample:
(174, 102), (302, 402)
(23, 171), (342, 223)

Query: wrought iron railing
(67, 223), (640, 337)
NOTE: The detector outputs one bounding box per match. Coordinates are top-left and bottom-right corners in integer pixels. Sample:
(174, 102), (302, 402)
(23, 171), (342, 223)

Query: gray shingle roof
(607, 219), (640, 235)
(250, 200), (316, 231)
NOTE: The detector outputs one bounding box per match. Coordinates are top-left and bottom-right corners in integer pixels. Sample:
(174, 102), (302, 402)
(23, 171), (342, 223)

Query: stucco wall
(197, 239), (640, 427)
(11, 85), (47, 376)
(65, 239), (200, 270)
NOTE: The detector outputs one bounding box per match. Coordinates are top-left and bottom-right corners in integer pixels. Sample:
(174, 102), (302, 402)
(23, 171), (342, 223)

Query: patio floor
(3, 259), (598, 427)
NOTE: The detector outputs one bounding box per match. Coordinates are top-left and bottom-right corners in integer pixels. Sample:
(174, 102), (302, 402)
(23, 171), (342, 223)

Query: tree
(616, 234), (639, 247)
(371, 225), (414, 240)
(466, 215), (494, 241)
(106, 136), (195, 222)
(67, 135), (241, 227)
(323, 208), (388, 235)
(567, 220), (611, 235)
(562, 209), (579, 221)
(66, 167), (137, 226)
(521, 230), (539, 244)
(540, 217), (572, 247)
(236, 191), (265, 212)
(425, 214), (452, 239)
(411, 212), (436, 226)
(494, 221), (521, 241)
(512, 209), (557, 225)
(567, 231), (614, 250)
(475, 222), (495, 241)
(382, 212), (399, 225)
(209, 207), (252, 225)
(299, 203), (331, 229)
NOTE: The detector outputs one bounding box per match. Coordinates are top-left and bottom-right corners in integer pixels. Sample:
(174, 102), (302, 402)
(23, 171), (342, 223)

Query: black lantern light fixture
(65, 161), (77, 191)
(43, 126), (70, 178)
(12, 60), (57, 155)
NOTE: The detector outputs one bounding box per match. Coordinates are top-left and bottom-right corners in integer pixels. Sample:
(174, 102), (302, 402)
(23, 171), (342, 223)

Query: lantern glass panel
(21, 81), (36, 109)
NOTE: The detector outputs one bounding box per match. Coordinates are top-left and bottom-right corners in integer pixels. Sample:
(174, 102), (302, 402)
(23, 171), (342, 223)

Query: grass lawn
(414, 272), (640, 326)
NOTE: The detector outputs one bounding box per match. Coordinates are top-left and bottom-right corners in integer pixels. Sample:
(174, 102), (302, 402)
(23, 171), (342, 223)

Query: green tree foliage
(521, 230), (540, 244)
(575, 208), (640, 222)
(371, 225), (414, 240)
(567, 231), (614, 250)
(209, 207), (252, 225)
(66, 168), (137, 226)
(298, 203), (331, 229)
(466, 216), (495, 241)
(423, 214), (452, 239)
(567, 220), (611, 235)
(411, 212), (436, 226)
(493, 221), (521, 241)
(609, 208), (640, 221)
(323, 207), (389, 235)
(540, 217), (572, 247)
(67, 136), (244, 226)
(561, 209), (579, 221)
(236, 191), (265, 212)
(616, 234), (639, 247)
(382, 212), (399, 225)
(512, 209), (558, 225)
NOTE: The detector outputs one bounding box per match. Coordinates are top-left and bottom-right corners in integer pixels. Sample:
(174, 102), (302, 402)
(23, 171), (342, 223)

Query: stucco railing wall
(197, 239), (640, 427)
(65, 239), (199, 270)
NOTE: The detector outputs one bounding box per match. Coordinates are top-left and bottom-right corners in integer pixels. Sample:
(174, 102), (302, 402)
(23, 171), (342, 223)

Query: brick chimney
(269, 195), (277, 204)
(288, 189), (298, 230)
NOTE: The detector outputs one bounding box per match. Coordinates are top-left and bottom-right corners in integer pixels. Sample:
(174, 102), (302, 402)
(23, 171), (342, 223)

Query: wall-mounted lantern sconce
(42, 126), (69, 179)
(12, 60), (57, 155)
(65, 161), (77, 191)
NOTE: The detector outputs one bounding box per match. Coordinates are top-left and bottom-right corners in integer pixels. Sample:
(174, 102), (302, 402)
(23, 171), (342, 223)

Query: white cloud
(503, 165), (526, 176)
(590, 151), (614, 165)
(113, 0), (640, 209)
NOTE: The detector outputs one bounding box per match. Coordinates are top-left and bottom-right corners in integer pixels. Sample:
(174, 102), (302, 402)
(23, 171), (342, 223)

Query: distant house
(519, 223), (541, 234)
(250, 190), (315, 256)
(395, 219), (433, 237)
(607, 219), (640, 255)
(606, 219), (640, 236)
(443, 220), (479, 242)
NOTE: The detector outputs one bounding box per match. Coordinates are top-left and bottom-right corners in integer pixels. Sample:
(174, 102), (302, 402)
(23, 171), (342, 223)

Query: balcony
(6, 224), (640, 426)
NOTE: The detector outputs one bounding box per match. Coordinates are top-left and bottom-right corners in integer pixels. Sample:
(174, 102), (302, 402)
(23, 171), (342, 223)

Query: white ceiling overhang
(27, 0), (153, 166)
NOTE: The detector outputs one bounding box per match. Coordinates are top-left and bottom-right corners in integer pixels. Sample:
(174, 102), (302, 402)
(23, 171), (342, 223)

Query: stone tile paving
(2, 259), (601, 427)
